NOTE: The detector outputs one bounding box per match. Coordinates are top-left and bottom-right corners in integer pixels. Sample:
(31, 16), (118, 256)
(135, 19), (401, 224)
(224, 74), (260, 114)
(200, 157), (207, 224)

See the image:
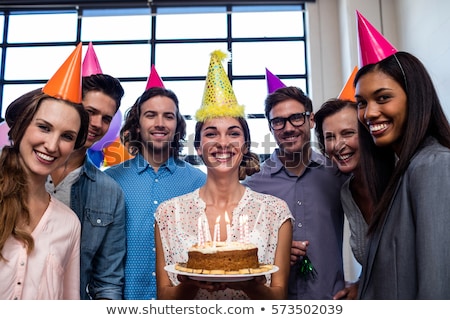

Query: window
(0, 3), (308, 160)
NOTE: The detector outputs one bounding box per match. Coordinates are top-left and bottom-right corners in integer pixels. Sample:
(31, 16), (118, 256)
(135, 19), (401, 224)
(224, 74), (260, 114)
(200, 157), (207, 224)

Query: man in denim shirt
(46, 73), (126, 299)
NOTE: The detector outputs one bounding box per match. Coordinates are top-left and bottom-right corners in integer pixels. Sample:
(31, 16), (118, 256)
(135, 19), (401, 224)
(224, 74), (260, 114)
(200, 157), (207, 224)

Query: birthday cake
(174, 241), (273, 275)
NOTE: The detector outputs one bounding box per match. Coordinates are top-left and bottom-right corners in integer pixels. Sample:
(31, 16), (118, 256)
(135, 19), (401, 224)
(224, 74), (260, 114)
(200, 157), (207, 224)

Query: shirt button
(155, 179), (159, 182)
(152, 247), (156, 252)
(20, 261), (24, 266)
(153, 200), (158, 205)
(297, 222), (303, 228)
(152, 272), (156, 276)
(297, 200), (302, 206)
(96, 219), (102, 224)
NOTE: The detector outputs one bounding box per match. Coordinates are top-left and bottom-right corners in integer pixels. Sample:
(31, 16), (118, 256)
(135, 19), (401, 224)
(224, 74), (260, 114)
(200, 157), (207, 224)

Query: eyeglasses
(268, 112), (311, 130)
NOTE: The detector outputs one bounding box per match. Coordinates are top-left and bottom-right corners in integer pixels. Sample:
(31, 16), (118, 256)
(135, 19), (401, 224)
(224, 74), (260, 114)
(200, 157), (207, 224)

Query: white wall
(307, 0), (450, 116)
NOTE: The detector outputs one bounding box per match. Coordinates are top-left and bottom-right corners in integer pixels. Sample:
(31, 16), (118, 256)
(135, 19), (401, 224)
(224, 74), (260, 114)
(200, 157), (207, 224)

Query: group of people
(1, 10), (450, 300)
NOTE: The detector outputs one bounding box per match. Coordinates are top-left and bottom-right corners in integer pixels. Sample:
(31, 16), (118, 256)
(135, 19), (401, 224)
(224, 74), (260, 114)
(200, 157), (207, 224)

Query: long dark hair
(355, 51), (450, 234)
(120, 87), (186, 158)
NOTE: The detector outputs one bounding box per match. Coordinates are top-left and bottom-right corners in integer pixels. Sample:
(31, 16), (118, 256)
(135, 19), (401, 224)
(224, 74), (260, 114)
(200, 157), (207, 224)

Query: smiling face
(82, 90), (117, 149)
(322, 106), (360, 174)
(19, 99), (81, 178)
(269, 98), (314, 156)
(355, 70), (408, 154)
(196, 117), (246, 175)
(138, 95), (178, 158)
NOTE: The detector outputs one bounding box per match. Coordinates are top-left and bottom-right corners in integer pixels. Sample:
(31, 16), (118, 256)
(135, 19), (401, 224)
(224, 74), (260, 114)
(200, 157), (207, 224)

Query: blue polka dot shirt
(105, 153), (206, 299)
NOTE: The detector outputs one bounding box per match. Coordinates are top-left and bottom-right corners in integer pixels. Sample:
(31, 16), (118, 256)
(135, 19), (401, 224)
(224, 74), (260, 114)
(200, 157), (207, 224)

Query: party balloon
(87, 149), (104, 168)
(103, 137), (134, 167)
(0, 121), (11, 148)
(90, 109), (122, 151)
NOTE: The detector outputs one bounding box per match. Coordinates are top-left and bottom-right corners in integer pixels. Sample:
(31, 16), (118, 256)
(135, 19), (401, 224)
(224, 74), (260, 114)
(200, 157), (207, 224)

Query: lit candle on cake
(243, 214), (249, 243)
(225, 211), (231, 244)
(239, 215), (244, 243)
(213, 215), (220, 248)
(197, 216), (204, 247)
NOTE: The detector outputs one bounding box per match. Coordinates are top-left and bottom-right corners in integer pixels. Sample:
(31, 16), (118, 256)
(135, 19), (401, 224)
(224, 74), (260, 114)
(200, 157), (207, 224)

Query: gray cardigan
(358, 137), (450, 299)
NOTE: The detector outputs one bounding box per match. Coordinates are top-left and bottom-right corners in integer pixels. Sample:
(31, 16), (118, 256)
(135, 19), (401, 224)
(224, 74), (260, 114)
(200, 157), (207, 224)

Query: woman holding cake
(154, 50), (293, 299)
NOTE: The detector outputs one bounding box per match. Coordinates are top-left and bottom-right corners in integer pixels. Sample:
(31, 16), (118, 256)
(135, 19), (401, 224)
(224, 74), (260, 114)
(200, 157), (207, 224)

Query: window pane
(118, 81), (147, 117)
(247, 118), (277, 156)
(232, 7), (304, 38)
(163, 80), (205, 117)
(233, 78), (307, 116)
(156, 10), (227, 39)
(8, 12), (77, 43)
(155, 42), (228, 76)
(231, 41), (306, 75)
(0, 15), (4, 42)
(5, 46), (77, 80)
(84, 44), (151, 78)
(2, 84), (42, 118)
(81, 9), (151, 41)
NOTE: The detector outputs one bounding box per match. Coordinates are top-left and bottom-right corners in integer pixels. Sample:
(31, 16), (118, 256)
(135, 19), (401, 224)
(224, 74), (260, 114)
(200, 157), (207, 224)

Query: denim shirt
(70, 156), (126, 300)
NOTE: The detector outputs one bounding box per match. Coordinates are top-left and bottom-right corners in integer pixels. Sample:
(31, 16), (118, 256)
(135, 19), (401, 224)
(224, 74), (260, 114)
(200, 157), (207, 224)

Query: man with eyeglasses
(243, 86), (348, 299)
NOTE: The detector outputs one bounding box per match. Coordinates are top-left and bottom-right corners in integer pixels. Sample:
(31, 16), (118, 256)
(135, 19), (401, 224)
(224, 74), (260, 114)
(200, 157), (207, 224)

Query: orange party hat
(145, 65), (165, 89)
(338, 66), (358, 101)
(42, 43), (83, 103)
(356, 10), (398, 67)
(82, 42), (103, 76)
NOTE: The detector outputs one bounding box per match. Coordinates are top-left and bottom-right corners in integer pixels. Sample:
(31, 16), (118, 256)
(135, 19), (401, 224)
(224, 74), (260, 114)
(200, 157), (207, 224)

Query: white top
(155, 187), (293, 299)
(340, 176), (368, 265)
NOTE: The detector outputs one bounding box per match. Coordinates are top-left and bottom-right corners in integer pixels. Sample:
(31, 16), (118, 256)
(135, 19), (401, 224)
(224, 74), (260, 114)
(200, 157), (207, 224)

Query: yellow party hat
(195, 50), (245, 121)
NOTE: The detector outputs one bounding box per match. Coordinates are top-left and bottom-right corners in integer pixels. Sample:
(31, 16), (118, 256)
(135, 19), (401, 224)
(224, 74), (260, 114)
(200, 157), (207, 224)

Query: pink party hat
(356, 10), (398, 67)
(265, 68), (287, 93)
(338, 66), (358, 102)
(145, 65), (165, 89)
(82, 42), (103, 76)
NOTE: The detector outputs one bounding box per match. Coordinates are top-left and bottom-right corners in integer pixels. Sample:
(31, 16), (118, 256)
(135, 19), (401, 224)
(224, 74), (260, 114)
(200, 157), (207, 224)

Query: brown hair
(0, 88), (89, 260)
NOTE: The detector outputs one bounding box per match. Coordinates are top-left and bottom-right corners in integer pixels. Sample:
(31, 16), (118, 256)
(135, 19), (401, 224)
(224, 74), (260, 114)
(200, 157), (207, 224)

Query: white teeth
(215, 153), (231, 159)
(337, 154), (352, 161)
(36, 151), (55, 162)
(369, 123), (387, 132)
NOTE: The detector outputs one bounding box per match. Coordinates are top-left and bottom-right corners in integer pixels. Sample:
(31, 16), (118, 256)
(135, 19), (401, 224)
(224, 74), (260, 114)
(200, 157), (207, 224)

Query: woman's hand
(177, 275), (227, 292)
